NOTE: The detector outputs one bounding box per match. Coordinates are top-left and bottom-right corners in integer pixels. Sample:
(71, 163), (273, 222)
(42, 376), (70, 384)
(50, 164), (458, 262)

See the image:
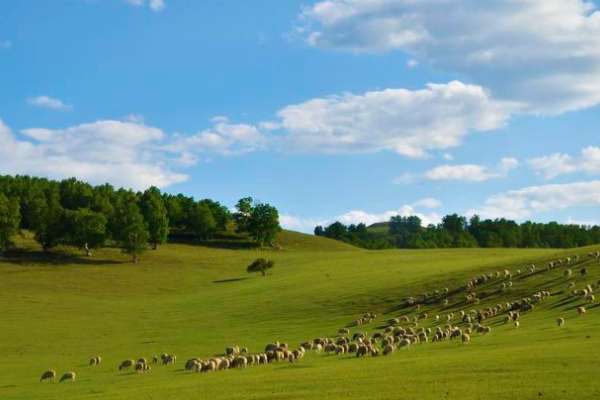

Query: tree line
(0, 175), (281, 261)
(315, 214), (600, 249)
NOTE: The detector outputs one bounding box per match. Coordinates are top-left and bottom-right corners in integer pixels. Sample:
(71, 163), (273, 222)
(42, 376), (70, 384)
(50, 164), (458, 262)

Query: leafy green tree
(33, 189), (67, 252)
(141, 187), (169, 250)
(314, 225), (324, 236)
(0, 193), (21, 256)
(247, 258), (274, 276)
(188, 202), (216, 240)
(114, 196), (149, 263)
(65, 208), (107, 256)
(247, 203), (281, 246)
(233, 197), (254, 234)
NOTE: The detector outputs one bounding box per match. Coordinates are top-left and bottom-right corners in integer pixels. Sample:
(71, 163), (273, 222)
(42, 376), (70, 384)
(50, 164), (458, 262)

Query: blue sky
(1, 0), (600, 232)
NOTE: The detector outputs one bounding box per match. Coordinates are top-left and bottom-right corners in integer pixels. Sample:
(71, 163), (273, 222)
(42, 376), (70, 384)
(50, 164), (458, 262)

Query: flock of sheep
(39, 250), (599, 384)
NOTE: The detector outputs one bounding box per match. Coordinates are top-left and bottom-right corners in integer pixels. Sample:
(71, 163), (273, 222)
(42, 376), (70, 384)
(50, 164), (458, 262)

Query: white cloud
(119, 0), (165, 12)
(336, 205), (442, 227)
(406, 59), (418, 69)
(167, 118), (268, 157)
(442, 153), (454, 161)
(124, 113), (145, 123)
(413, 198), (442, 209)
(0, 118), (187, 190)
(281, 204), (442, 233)
(300, 0), (600, 115)
(0, 40), (11, 49)
(396, 157), (519, 183)
(468, 180), (600, 220)
(566, 217), (599, 226)
(27, 96), (73, 111)
(528, 146), (600, 179)
(149, 0), (165, 12)
(276, 81), (514, 158)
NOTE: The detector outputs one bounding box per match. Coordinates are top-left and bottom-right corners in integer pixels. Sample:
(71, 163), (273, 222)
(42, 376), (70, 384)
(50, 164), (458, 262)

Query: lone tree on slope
(247, 258), (274, 277)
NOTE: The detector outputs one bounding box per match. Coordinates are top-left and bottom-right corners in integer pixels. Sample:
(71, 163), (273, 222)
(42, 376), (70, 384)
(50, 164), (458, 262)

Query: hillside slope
(0, 231), (599, 400)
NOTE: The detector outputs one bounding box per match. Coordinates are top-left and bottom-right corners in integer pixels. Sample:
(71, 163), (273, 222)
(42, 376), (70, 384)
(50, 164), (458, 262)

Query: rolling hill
(1, 231), (599, 400)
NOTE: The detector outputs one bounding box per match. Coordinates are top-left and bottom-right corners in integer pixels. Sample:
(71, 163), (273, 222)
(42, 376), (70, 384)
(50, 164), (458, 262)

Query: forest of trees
(315, 214), (600, 250)
(0, 175), (281, 262)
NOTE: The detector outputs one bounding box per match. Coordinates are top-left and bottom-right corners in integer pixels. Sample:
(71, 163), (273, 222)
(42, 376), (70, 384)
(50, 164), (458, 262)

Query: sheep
(356, 346), (368, 358)
(59, 372), (76, 382)
(137, 358), (147, 365)
(152, 356), (159, 364)
(226, 346), (239, 356)
(564, 269), (572, 277)
(185, 359), (200, 371)
(461, 333), (470, 344)
(383, 344), (395, 356)
(514, 321), (520, 328)
(338, 328), (350, 336)
(586, 294), (595, 303)
(240, 347), (248, 355)
(119, 360), (135, 371)
(232, 357), (248, 369)
(398, 338), (411, 349)
(557, 317), (565, 327)
(40, 370), (56, 382)
(581, 268), (587, 276)
(577, 306), (587, 316)
(163, 355), (176, 365)
(135, 362), (150, 373)
(89, 357), (100, 366)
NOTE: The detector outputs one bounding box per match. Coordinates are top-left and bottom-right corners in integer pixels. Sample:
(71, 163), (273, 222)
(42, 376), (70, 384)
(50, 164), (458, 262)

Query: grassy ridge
(1, 231), (599, 399)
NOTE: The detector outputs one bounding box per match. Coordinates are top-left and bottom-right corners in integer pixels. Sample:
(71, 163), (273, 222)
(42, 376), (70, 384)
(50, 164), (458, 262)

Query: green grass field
(1, 231), (599, 400)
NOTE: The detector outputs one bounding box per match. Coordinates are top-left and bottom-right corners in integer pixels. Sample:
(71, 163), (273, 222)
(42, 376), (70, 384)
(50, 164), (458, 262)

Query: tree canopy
(316, 214), (600, 250)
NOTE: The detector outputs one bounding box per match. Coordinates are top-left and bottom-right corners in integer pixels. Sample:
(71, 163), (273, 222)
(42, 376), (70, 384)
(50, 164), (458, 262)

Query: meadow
(1, 231), (599, 400)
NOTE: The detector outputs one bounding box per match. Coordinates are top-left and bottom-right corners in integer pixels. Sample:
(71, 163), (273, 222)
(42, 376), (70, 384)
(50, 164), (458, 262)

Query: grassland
(1, 231), (599, 400)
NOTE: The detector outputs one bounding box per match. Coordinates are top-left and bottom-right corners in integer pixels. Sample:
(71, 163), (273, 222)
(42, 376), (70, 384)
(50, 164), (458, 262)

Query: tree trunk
(152, 243), (157, 250)
(85, 243), (91, 257)
(132, 251), (138, 264)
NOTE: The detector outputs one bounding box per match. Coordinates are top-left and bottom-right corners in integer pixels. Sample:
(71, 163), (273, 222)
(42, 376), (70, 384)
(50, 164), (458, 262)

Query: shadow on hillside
(213, 277), (250, 284)
(0, 248), (122, 267)
(169, 233), (260, 250)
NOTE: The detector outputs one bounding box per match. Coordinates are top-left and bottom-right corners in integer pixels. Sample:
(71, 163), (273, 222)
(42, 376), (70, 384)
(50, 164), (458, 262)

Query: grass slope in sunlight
(1, 231), (599, 400)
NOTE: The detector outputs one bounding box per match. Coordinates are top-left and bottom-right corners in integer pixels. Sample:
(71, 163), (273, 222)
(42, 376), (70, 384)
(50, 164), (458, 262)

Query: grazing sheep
(581, 268), (587, 276)
(152, 356), (159, 364)
(356, 346), (368, 358)
(577, 306), (587, 316)
(338, 328), (350, 336)
(586, 294), (595, 303)
(514, 321), (520, 328)
(119, 360), (135, 371)
(240, 347), (248, 355)
(557, 317), (565, 327)
(383, 345), (395, 356)
(163, 355), (176, 365)
(564, 269), (572, 277)
(135, 362), (150, 373)
(90, 358), (98, 366)
(398, 338), (411, 349)
(232, 357), (248, 369)
(461, 333), (470, 344)
(59, 372), (76, 382)
(137, 358), (147, 365)
(40, 370), (56, 382)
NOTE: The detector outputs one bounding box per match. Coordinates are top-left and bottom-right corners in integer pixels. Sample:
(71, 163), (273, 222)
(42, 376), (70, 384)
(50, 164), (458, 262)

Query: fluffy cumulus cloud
(528, 146), (600, 179)
(394, 157), (518, 184)
(423, 158), (519, 182)
(0, 118), (187, 190)
(468, 180), (600, 220)
(166, 117), (268, 160)
(275, 81), (513, 158)
(27, 96), (73, 111)
(281, 200), (443, 233)
(301, 0), (600, 114)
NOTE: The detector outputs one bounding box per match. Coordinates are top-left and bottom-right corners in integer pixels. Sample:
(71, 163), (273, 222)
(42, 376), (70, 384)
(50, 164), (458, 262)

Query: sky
(1, 0), (600, 232)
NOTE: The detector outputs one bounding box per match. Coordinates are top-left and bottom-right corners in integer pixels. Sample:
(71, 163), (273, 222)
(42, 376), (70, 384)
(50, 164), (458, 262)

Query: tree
(0, 193), (21, 256)
(247, 258), (274, 276)
(33, 188), (67, 252)
(247, 203), (281, 246)
(65, 208), (107, 256)
(233, 197), (254, 234)
(188, 202), (216, 240)
(114, 196), (149, 263)
(314, 225), (324, 236)
(141, 187), (169, 250)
